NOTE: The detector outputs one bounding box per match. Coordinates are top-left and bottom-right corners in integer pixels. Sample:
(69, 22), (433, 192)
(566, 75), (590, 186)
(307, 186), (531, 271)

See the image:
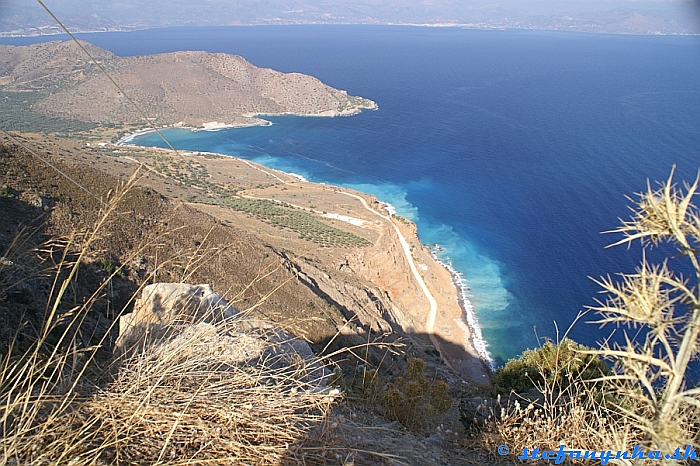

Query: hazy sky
(2, 0), (699, 30)
(479, 0), (688, 12)
(4, 0), (697, 15)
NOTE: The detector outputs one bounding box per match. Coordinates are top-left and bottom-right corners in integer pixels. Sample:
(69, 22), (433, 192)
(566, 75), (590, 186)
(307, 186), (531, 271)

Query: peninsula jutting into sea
(0, 40), (376, 129)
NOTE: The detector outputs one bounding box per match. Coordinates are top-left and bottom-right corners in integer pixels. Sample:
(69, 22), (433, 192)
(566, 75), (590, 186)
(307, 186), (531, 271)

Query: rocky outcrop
(280, 254), (407, 336)
(116, 283), (237, 353)
(116, 283), (326, 385)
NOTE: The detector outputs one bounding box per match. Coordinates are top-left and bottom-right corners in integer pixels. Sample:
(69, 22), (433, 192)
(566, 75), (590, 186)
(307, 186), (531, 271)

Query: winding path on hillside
(219, 160), (452, 370)
(336, 191), (453, 371)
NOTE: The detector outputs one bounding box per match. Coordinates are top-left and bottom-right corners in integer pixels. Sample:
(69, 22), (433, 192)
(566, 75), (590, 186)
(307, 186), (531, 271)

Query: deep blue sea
(4, 26), (700, 367)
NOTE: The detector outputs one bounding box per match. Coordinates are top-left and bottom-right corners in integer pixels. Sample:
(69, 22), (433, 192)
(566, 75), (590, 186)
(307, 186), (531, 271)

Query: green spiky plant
(590, 167), (700, 457)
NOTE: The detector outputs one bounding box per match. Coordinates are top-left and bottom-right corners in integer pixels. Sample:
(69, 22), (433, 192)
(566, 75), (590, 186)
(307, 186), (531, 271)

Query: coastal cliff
(0, 38), (487, 382)
(0, 130), (489, 382)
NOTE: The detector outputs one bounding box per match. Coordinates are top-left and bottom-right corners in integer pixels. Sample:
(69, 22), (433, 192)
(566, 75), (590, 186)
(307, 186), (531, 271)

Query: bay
(4, 26), (699, 368)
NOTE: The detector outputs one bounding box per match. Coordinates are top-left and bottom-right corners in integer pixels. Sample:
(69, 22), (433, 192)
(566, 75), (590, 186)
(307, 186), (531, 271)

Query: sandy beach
(114, 136), (491, 381)
(228, 158), (492, 380)
(115, 98), (377, 146)
(386, 216), (492, 380)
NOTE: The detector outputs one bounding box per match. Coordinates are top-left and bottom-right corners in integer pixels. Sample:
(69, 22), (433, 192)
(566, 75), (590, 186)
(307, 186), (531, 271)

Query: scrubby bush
(333, 357), (452, 432)
(101, 258), (115, 275)
(490, 339), (611, 395)
(381, 358), (452, 431)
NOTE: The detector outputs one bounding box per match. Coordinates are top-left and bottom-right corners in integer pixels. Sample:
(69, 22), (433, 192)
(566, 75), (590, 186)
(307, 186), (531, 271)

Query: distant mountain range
(1, 1), (698, 36)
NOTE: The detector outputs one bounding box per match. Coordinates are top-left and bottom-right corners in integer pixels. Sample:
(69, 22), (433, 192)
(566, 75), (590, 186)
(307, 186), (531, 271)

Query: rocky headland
(0, 39), (488, 380)
(0, 40), (377, 130)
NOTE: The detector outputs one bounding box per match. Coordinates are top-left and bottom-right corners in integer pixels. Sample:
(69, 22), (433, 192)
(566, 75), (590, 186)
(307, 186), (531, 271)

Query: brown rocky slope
(0, 40), (376, 128)
(0, 132), (501, 464)
(1, 127), (494, 379)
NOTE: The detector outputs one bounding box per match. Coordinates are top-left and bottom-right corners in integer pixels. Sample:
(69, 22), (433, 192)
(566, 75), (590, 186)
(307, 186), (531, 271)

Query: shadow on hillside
(316, 326), (492, 383)
(0, 192), (139, 364)
(1, 143), (494, 464)
(278, 330), (494, 465)
(0, 194), (53, 355)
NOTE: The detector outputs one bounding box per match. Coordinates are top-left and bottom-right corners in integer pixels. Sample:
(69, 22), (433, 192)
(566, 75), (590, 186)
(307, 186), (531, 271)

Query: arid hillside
(0, 127), (510, 463)
(0, 129), (490, 380)
(0, 40), (376, 128)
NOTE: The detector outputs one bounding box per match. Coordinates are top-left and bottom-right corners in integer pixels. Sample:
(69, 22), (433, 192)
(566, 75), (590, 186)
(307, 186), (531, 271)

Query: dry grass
(0, 171), (339, 465)
(468, 332), (645, 462)
(473, 377), (645, 461)
(1, 323), (334, 465)
(469, 169), (700, 464)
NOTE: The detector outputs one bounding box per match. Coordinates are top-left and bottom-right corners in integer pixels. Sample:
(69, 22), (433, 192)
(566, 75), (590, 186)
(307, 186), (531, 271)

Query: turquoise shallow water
(4, 26), (699, 368)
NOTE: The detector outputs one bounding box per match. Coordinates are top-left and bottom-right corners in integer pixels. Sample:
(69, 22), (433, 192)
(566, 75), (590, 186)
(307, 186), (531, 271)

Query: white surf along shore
(429, 246), (495, 370)
(116, 120), (270, 145)
(116, 98), (378, 146)
(118, 123), (493, 374)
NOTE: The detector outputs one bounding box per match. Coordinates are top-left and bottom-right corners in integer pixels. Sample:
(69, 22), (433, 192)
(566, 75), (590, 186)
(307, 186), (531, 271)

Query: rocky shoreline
(121, 134), (490, 380)
(115, 101), (378, 145)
